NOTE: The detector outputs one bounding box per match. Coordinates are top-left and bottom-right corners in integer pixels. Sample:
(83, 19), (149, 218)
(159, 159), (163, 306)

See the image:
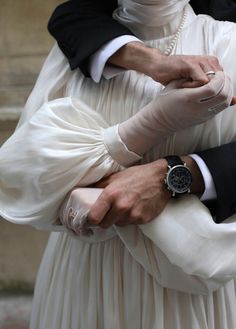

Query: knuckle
(211, 56), (219, 64)
(206, 56), (221, 69)
(116, 202), (130, 213)
(100, 188), (117, 203)
(186, 61), (196, 70)
(130, 210), (145, 223)
(104, 188), (118, 201)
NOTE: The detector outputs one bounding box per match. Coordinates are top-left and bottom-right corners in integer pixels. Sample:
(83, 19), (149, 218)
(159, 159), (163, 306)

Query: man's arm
(107, 42), (222, 86)
(48, 0), (134, 75)
(87, 155), (205, 228)
(48, 1), (223, 86)
(197, 142), (236, 222)
(191, 0), (236, 22)
(87, 142), (236, 228)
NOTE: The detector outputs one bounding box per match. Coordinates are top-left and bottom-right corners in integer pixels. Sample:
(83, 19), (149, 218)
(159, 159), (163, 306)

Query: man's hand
(147, 52), (223, 88)
(87, 156), (205, 229)
(87, 160), (171, 228)
(108, 41), (222, 87)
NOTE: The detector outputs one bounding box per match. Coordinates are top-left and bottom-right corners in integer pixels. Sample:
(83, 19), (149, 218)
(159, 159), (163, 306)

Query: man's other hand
(87, 156), (205, 229)
(109, 42), (223, 87)
(87, 160), (171, 229)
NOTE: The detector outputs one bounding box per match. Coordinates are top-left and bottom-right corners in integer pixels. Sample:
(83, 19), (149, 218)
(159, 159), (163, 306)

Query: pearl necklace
(163, 7), (187, 56)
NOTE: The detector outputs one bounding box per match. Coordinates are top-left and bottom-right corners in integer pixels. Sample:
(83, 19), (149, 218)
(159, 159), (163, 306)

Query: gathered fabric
(1, 4), (236, 329)
(113, 0), (190, 39)
(114, 0), (190, 27)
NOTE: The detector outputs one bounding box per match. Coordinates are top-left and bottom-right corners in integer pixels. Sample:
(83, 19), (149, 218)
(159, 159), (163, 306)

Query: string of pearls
(163, 7), (187, 56)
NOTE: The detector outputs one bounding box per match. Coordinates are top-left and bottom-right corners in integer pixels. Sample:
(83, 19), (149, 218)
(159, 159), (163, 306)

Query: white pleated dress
(1, 5), (236, 329)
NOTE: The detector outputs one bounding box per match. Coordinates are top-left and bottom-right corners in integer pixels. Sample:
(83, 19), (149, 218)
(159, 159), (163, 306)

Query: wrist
(108, 42), (164, 77)
(103, 125), (142, 167)
(181, 155), (205, 195)
(159, 155), (205, 197)
(150, 159), (173, 197)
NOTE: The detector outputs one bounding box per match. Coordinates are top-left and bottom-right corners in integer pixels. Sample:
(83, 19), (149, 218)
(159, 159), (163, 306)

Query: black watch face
(166, 165), (192, 194)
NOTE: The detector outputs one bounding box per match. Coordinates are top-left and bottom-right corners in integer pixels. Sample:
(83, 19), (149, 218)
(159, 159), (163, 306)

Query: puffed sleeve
(139, 195), (236, 291)
(56, 187), (236, 294)
(0, 97), (140, 231)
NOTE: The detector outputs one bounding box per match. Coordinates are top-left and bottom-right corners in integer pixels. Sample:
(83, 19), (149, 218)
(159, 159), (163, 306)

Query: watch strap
(165, 155), (184, 167)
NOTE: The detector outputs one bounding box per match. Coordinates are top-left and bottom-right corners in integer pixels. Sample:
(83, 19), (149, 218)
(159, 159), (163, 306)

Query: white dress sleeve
(57, 187), (236, 294)
(0, 97), (140, 231)
(139, 195), (236, 287)
(1, 95), (218, 295)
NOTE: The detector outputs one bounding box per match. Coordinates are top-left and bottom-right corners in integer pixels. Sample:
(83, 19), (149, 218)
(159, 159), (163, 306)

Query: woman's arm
(0, 73), (232, 231)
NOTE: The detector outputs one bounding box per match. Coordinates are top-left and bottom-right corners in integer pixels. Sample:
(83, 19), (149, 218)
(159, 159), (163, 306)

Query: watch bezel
(165, 164), (192, 196)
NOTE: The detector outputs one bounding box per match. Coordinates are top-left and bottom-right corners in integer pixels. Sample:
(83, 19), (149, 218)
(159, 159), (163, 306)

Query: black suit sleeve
(48, 0), (236, 76)
(48, 0), (134, 75)
(191, 0), (236, 22)
(197, 142), (236, 223)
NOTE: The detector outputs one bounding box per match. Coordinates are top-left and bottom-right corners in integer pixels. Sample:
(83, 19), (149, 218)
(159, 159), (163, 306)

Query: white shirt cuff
(89, 35), (141, 83)
(190, 154), (217, 201)
(102, 125), (141, 167)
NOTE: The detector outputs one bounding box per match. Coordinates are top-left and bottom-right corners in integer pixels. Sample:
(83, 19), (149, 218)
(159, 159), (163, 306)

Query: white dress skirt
(1, 5), (236, 329)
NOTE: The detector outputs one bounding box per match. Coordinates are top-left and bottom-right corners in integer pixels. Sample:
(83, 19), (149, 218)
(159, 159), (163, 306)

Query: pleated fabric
(30, 233), (236, 329)
(1, 4), (236, 329)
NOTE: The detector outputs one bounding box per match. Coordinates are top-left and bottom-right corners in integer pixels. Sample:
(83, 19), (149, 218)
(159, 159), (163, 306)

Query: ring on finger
(205, 71), (216, 76)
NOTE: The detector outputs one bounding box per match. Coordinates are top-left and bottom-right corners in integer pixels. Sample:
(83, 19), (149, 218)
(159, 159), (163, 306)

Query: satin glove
(59, 188), (103, 236)
(118, 71), (233, 156)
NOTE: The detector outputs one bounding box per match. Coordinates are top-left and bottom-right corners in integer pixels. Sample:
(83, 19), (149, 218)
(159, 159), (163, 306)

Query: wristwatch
(164, 155), (192, 197)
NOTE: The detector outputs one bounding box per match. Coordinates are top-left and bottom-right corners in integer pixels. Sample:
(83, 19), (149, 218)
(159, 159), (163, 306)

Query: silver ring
(205, 71), (216, 76)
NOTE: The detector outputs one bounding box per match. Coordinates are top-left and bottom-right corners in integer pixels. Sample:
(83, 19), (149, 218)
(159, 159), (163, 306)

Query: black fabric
(197, 142), (236, 223)
(48, 0), (134, 75)
(206, 0), (236, 22)
(190, 0), (236, 21)
(48, 0), (236, 74)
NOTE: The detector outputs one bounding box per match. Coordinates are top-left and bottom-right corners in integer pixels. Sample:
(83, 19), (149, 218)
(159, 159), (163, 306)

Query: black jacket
(48, 0), (236, 222)
(48, 0), (236, 73)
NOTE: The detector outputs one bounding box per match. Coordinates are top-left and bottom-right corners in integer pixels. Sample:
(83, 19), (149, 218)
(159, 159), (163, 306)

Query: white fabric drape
(1, 4), (236, 329)
(115, 0), (190, 26)
(114, 0), (190, 39)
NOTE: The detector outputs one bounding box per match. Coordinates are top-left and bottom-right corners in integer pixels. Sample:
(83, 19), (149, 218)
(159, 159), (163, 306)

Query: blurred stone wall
(0, 0), (61, 108)
(0, 0), (62, 292)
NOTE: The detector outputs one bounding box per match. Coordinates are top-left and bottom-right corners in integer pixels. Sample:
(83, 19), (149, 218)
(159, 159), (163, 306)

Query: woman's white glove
(117, 71), (233, 156)
(59, 188), (103, 236)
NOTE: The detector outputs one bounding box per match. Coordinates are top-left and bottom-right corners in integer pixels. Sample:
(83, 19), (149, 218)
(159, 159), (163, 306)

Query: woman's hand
(59, 188), (103, 236)
(118, 71), (234, 156)
(155, 71), (234, 131)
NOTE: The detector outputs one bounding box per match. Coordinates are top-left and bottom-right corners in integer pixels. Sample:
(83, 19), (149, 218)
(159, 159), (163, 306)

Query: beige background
(0, 0), (62, 291)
